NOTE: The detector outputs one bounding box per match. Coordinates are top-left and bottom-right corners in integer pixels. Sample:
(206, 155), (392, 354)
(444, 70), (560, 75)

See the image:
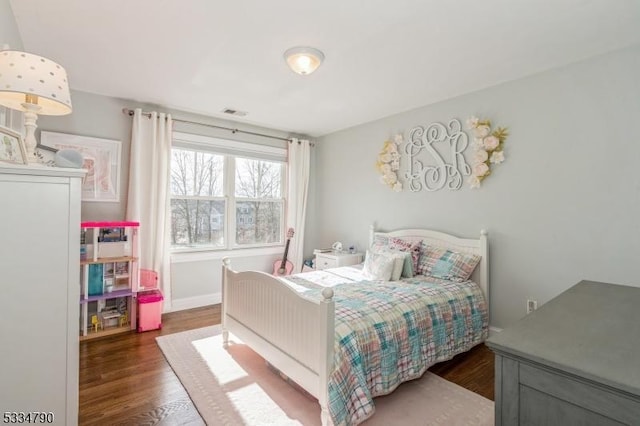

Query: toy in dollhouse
(90, 315), (102, 333)
(99, 227), (128, 242)
(93, 297), (129, 329)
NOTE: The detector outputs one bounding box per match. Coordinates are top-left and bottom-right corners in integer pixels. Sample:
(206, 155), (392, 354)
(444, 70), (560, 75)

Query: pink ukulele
(273, 228), (295, 276)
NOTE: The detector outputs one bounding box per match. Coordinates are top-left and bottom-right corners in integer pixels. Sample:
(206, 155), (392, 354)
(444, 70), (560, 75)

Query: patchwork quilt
(283, 266), (489, 426)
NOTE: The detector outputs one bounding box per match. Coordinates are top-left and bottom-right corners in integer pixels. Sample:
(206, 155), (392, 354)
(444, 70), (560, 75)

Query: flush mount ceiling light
(283, 46), (325, 75)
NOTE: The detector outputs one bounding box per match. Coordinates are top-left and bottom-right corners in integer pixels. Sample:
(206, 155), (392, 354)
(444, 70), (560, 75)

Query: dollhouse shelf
(81, 255), (138, 265)
(79, 221), (140, 340)
(81, 289), (135, 303)
(79, 325), (133, 342)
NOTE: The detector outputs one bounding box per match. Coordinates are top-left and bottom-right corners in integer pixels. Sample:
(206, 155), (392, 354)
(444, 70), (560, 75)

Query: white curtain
(126, 109), (173, 311)
(286, 138), (311, 272)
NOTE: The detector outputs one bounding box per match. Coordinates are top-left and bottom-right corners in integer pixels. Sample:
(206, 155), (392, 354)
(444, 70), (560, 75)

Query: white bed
(221, 225), (489, 425)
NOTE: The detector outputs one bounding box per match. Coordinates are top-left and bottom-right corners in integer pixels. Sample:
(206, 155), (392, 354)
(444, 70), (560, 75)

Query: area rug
(157, 326), (493, 425)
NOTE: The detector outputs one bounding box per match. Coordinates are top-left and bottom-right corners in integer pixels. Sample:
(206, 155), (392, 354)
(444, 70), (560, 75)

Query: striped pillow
(418, 244), (481, 281)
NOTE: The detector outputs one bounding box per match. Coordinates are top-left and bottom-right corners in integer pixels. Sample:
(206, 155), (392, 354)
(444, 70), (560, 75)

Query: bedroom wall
(308, 45), (640, 329)
(0, 0), (22, 50)
(34, 91), (300, 311)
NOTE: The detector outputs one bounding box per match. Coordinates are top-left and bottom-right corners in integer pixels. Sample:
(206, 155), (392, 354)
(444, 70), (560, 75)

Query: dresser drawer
(519, 362), (640, 424)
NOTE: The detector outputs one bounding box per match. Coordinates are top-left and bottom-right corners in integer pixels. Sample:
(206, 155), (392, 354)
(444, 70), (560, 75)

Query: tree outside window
(235, 157), (283, 245)
(170, 147), (284, 250)
(170, 148), (225, 248)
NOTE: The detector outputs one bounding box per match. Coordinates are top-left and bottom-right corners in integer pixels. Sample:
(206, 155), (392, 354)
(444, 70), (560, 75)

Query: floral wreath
(466, 116), (508, 189)
(376, 134), (403, 192)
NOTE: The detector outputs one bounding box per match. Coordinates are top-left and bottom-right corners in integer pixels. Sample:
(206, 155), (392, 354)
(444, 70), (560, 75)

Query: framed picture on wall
(40, 131), (122, 202)
(0, 106), (24, 134)
(0, 126), (27, 165)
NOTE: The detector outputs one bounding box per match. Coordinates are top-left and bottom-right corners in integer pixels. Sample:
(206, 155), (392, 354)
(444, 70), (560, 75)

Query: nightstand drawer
(316, 256), (338, 270)
(314, 252), (363, 271)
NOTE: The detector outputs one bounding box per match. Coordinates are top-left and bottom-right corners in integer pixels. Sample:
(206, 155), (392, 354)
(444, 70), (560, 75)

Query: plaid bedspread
(283, 267), (489, 426)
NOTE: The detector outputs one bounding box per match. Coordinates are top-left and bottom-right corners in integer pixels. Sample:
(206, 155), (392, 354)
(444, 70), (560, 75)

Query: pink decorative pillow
(388, 237), (421, 277)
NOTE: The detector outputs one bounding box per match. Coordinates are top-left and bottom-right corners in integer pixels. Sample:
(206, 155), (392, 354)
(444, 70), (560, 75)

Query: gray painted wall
(307, 45), (640, 329)
(0, 0), (22, 50)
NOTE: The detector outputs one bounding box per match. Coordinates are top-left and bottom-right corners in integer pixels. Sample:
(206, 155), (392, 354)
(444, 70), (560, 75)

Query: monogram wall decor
(404, 119), (471, 192)
(375, 117), (509, 192)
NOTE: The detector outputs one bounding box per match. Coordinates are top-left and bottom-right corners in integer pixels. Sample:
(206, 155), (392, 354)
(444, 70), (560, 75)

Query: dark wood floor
(79, 305), (494, 425)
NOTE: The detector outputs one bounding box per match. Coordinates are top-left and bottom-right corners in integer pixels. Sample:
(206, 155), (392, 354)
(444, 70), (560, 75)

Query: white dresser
(0, 165), (85, 425)
(314, 251), (363, 270)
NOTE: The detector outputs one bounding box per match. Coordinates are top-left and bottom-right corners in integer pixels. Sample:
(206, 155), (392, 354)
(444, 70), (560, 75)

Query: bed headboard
(369, 224), (489, 308)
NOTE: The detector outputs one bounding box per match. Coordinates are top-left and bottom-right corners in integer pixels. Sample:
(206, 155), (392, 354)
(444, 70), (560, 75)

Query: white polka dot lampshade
(0, 50), (72, 115)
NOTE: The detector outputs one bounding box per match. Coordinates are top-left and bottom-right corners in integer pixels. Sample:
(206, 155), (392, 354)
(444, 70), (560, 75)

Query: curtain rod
(122, 108), (295, 143)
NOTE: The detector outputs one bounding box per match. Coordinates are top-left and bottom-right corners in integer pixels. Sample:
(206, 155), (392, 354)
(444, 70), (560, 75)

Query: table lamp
(0, 50), (72, 163)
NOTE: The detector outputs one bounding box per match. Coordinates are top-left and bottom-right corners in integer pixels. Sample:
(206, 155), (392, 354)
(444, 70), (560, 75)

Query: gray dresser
(486, 280), (640, 426)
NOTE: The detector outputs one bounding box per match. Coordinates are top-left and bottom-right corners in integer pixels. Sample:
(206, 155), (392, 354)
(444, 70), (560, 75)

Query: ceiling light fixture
(284, 47), (324, 76)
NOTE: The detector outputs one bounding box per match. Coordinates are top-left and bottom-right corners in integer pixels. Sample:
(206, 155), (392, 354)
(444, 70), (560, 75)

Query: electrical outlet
(527, 299), (538, 314)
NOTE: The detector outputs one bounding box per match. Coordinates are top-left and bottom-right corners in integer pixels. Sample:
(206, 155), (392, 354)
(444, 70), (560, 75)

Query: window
(170, 133), (286, 251)
(235, 158), (282, 245)
(170, 148), (225, 248)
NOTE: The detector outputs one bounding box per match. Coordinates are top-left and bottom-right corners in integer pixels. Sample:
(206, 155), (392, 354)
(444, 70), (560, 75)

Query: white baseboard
(489, 326), (503, 336)
(169, 292), (221, 312)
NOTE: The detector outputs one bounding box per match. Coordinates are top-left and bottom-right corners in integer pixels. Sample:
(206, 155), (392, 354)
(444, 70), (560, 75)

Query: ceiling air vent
(222, 108), (248, 117)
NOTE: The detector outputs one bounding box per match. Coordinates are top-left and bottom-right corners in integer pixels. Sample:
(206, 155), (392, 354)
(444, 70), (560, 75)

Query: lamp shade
(0, 50), (72, 115)
(284, 47), (324, 75)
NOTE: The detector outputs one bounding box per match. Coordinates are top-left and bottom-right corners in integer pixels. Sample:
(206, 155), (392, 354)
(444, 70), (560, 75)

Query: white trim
(171, 246), (282, 263)
(168, 292), (221, 312)
(226, 155), (236, 247)
(173, 131), (287, 161)
(0, 163), (87, 178)
(489, 326), (502, 336)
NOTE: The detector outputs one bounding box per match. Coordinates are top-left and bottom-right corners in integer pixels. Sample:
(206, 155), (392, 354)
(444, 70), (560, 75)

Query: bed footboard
(221, 258), (334, 424)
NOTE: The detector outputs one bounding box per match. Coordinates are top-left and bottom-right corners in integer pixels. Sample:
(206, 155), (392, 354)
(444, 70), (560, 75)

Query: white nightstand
(314, 251), (363, 270)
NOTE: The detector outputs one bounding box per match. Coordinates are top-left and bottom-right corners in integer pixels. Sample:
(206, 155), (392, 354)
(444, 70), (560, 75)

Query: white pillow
(370, 247), (412, 279)
(362, 250), (395, 281)
(387, 252), (409, 281)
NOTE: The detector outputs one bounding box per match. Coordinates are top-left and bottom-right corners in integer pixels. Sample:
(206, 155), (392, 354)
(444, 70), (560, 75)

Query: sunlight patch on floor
(192, 334), (249, 385)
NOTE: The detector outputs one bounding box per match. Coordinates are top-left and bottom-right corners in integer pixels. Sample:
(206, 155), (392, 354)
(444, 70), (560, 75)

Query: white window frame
(226, 156), (286, 250)
(170, 132), (287, 260)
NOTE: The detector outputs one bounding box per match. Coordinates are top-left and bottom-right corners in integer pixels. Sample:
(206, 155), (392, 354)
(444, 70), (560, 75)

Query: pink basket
(140, 269), (158, 289)
(137, 290), (163, 332)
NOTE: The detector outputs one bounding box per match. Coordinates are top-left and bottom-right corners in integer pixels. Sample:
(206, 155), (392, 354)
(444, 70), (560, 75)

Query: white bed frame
(221, 225), (488, 425)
